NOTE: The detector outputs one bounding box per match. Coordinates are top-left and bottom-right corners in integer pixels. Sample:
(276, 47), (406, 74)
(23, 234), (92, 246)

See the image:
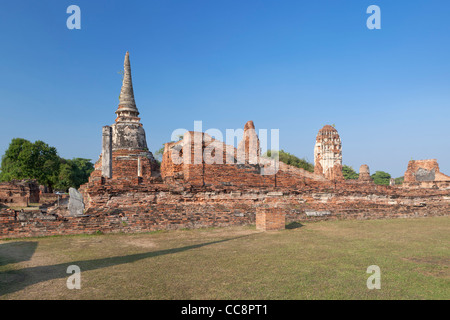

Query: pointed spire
(119, 52), (137, 109)
(244, 120), (255, 130)
(116, 51), (141, 123)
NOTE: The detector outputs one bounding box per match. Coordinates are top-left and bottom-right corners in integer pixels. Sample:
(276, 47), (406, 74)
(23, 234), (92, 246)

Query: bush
(342, 165), (359, 180)
(264, 150), (314, 172)
(371, 171), (391, 186)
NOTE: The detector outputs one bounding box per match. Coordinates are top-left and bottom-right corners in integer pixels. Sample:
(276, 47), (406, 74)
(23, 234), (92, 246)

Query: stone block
(256, 208), (286, 231)
(68, 188), (85, 217)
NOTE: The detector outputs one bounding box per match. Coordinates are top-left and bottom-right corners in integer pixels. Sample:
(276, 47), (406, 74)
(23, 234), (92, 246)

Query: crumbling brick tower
(358, 164), (373, 183)
(314, 125), (344, 181)
(237, 120), (260, 165)
(90, 52), (158, 182)
(403, 159), (450, 188)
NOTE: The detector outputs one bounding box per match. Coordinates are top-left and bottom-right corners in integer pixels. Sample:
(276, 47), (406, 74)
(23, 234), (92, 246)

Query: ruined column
(359, 164), (372, 182)
(137, 157), (142, 177)
(237, 120), (260, 165)
(102, 126), (112, 178)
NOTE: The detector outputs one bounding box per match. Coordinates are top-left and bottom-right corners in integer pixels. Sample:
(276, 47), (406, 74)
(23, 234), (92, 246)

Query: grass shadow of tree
(0, 241), (38, 267)
(0, 234), (251, 297)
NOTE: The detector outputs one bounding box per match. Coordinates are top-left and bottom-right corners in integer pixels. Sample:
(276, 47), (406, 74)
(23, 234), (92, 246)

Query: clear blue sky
(0, 0), (449, 178)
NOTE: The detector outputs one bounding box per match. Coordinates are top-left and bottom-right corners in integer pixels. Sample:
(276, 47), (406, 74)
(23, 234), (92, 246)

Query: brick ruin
(159, 126), (325, 188)
(256, 207), (286, 231)
(1, 52), (449, 239)
(314, 125), (344, 181)
(358, 165), (370, 182)
(0, 180), (40, 207)
(87, 52), (159, 184)
(404, 159), (450, 189)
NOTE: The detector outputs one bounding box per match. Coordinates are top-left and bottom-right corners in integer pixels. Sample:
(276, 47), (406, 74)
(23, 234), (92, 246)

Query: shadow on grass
(0, 242), (38, 267)
(0, 235), (250, 297)
(286, 222), (304, 230)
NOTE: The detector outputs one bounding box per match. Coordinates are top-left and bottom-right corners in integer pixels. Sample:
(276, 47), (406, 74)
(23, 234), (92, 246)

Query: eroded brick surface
(0, 180), (39, 207)
(1, 178), (449, 239)
(314, 125), (344, 181)
(404, 159), (450, 189)
(256, 207), (286, 231)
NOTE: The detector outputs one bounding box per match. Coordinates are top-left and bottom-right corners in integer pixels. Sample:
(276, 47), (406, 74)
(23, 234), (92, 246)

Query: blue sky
(0, 0), (449, 177)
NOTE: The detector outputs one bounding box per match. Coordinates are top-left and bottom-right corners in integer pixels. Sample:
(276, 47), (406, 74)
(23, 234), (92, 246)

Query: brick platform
(256, 208), (286, 231)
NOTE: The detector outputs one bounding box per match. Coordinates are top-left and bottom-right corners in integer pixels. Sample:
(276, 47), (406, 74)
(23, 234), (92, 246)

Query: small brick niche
(256, 207), (286, 231)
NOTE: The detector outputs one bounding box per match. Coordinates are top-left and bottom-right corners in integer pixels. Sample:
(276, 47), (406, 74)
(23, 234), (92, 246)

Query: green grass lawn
(0, 216), (449, 300)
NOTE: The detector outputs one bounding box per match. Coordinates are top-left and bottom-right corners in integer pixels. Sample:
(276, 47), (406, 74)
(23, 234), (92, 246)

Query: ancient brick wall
(160, 141), (185, 180)
(90, 149), (158, 183)
(79, 179), (450, 227)
(39, 193), (67, 206)
(161, 131), (325, 188)
(2, 178), (449, 239)
(0, 180), (39, 207)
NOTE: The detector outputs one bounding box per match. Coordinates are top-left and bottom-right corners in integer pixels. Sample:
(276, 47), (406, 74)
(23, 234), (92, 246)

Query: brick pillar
(137, 157), (142, 177)
(102, 126), (112, 179)
(256, 207), (286, 231)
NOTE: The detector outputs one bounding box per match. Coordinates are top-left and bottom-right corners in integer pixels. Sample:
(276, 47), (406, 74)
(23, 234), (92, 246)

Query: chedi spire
(116, 51), (140, 124)
(110, 51), (149, 152)
(314, 125), (344, 181)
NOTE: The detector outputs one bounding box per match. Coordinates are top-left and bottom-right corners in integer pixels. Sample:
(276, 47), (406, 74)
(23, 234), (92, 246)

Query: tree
(0, 138), (94, 192)
(0, 138), (33, 181)
(28, 140), (60, 190)
(55, 158), (94, 191)
(57, 161), (74, 191)
(371, 171), (391, 186)
(154, 145), (165, 164)
(342, 165), (359, 180)
(264, 150), (314, 172)
(0, 138), (60, 191)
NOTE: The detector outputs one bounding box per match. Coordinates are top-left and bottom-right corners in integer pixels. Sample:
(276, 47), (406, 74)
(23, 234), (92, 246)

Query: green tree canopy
(55, 158), (94, 191)
(154, 145), (165, 164)
(0, 138), (93, 192)
(342, 165), (359, 180)
(371, 171), (392, 186)
(0, 138), (60, 190)
(264, 150), (314, 173)
(0, 138), (33, 181)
